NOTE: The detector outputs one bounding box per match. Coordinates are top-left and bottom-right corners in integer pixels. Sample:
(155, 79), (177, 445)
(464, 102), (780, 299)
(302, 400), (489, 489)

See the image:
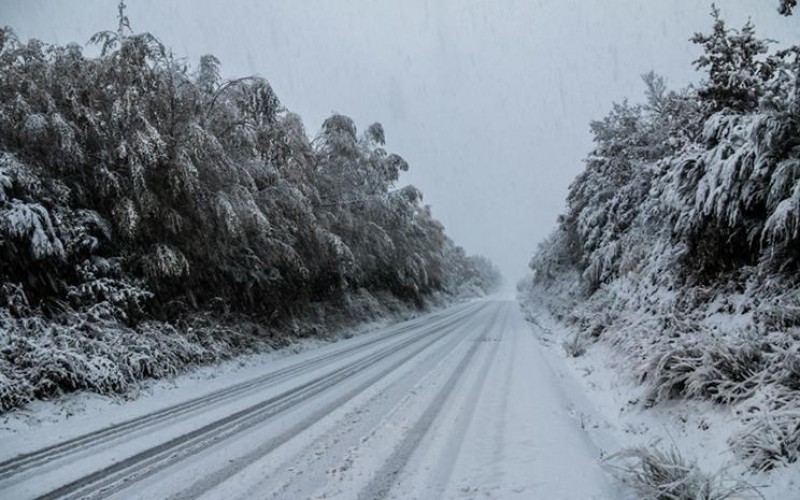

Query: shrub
(609, 445), (755, 500)
(733, 391), (800, 472)
(646, 342), (763, 405)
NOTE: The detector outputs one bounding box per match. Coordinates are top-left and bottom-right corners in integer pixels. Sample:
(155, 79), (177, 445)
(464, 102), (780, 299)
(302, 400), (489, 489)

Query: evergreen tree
(691, 6), (773, 114)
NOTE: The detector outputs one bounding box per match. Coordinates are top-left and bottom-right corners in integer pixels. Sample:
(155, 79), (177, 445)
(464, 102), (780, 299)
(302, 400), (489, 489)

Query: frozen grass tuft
(733, 391), (800, 472)
(562, 332), (589, 357)
(609, 445), (757, 500)
(645, 342), (763, 406)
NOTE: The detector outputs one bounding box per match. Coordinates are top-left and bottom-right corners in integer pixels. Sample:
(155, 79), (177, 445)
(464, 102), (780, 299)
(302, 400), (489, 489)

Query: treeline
(0, 10), (500, 411)
(523, 7), (800, 472)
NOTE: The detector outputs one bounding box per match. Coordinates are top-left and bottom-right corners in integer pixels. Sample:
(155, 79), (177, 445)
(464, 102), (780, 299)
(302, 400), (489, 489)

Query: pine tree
(691, 5), (772, 114)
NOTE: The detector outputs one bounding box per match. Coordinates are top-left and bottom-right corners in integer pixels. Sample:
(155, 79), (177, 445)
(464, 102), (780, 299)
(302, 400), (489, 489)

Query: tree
(0, 10), (499, 323)
(691, 6), (773, 114)
(0, 4), (503, 413)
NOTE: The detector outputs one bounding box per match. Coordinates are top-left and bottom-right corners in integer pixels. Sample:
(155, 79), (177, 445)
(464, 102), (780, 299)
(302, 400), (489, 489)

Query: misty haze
(0, 1), (799, 498)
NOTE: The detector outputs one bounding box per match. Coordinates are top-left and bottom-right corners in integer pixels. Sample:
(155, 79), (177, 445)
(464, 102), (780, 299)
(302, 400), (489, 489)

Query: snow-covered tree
(523, 10), (800, 472)
(0, 10), (497, 321)
(691, 6), (773, 114)
(0, 4), (502, 413)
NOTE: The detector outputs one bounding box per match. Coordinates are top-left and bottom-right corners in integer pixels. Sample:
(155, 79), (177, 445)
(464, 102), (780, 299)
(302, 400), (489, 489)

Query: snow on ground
(0, 299), (631, 499)
(0, 310), (416, 440)
(525, 307), (800, 500)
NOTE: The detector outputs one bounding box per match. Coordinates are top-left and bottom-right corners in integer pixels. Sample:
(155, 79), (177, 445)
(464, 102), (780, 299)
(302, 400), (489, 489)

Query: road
(0, 300), (621, 499)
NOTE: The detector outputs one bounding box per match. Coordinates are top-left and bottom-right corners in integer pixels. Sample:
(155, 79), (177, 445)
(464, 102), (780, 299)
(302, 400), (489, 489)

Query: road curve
(0, 300), (622, 499)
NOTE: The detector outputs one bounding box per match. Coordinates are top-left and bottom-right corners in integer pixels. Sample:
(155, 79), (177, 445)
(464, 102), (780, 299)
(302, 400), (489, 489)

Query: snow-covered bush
(0, 306), (262, 411)
(0, 371), (32, 413)
(733, 387), (800, 472)
(609, 446), (754, 500)
(0, 282), (30, 316)
(646, 341), (763, 405)
(0, 280), (435, 413)
(521, 9), (800, 477)
(736, 405), (800, 472)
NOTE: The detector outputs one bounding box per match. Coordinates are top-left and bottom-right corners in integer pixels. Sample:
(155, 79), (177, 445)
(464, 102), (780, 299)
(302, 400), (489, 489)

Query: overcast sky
(2, 1), (798, 288)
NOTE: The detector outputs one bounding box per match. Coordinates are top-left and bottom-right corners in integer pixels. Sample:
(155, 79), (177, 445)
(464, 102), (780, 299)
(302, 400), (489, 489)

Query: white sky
(2, 1), (798, 287)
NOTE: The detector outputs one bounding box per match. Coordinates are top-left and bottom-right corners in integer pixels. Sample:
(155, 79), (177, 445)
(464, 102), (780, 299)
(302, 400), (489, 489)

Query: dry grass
(608, 445), (758, 500)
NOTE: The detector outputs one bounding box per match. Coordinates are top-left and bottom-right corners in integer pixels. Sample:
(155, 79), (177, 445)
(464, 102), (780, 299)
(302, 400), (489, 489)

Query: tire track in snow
(0, 301), (477, 485)
(489, 305), (515, 483)
(170, 303), (495, 500)
(29, 302), (488, 500)
(355, 302), (503, 500)
(243, 302), (499, 500)
(419, 301), (512, 498)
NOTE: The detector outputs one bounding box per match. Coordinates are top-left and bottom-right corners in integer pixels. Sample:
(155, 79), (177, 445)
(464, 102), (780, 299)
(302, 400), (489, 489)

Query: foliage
(0, 6), (501, 411)
(733, 389), (800, 471)
(609, 445), (754, 500)
(690, 6), (773, 114)
(524, 10), (800, 472)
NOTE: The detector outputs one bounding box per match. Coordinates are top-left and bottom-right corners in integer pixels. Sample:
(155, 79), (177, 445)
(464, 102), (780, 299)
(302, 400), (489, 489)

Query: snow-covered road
(0, 300), (623, 499)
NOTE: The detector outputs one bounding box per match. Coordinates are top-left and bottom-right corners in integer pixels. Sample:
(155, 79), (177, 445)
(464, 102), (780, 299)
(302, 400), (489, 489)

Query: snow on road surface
(0, 300), (627, 499)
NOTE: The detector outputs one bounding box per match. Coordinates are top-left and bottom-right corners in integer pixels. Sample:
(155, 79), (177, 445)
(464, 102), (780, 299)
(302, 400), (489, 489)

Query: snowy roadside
(520, 303), (800, 500)
(0, 298), (470, 441)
